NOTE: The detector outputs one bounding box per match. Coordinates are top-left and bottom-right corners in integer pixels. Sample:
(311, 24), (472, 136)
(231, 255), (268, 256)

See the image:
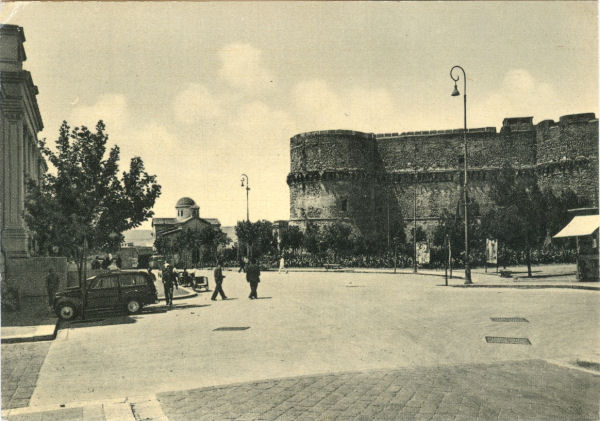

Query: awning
(553, 215), (599, 238)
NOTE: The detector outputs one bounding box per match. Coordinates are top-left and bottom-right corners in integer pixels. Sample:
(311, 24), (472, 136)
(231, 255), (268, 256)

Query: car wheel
(126, 299), (141, 314)
(57, 303), (76, 321)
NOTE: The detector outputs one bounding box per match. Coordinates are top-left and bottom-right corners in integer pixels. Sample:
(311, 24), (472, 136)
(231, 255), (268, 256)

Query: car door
(86, 274), (121, 311)
(119, 273), (150, 305)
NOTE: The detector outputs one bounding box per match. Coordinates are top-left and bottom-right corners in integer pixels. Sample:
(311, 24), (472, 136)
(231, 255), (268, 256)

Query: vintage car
(53, 270), (158, 320)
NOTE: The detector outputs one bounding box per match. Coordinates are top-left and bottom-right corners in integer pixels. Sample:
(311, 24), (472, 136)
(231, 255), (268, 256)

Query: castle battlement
(287, 113), (599, 238)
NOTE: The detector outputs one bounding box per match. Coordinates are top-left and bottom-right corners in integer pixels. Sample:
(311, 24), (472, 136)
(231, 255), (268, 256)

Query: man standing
(46, 267), (60, 309)
(246, 257), (260, 299)
(162, 263), (178, 308)
(211, 258), (227, 301)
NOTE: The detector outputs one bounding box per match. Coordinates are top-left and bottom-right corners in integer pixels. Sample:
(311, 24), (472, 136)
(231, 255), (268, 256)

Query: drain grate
(486, 336), (531, 345)
(213, 326), (250, 331)
(490, 317), (529, 323)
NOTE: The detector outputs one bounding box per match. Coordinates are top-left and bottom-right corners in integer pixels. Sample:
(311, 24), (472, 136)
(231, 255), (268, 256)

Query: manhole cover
(485, 336), (531, 345)
(213, 327), (250, 331)
(490, 317), (529, 323)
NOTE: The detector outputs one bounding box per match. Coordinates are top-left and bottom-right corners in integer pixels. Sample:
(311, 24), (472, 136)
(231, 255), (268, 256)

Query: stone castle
(286, 113), (599, 239)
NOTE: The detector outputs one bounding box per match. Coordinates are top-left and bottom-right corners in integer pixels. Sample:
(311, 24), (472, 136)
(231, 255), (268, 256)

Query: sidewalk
(1, 298), (58, 344)
(279, 263), (600, 290)
(1, 285), (197, 345)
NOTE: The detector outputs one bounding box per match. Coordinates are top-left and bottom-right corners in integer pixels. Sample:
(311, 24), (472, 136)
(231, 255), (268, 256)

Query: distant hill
(123, 229), (154, 247)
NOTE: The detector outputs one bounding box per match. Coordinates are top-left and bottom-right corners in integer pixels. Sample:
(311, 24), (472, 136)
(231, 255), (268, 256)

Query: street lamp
(413, 139), (418, 273)
(240, 173), (250, 222)
(450, 65), (472, 284)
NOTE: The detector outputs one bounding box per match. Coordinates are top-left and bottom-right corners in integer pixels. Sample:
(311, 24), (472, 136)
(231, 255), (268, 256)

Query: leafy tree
(235, 220), (277, 259)
(160, 226), (229, 267)
(25, 121), (161, 281)
(302, 222), (324, 258)
(432, 198), (484, 267)
(279, 225), (304, 256)
(541, 188), (588, 242)
(481, 165), (545, 277)
(322, 222), (355, 261)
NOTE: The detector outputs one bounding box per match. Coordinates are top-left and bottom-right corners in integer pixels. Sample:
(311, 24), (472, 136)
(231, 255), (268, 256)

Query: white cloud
(477, 69), (559, 124)
(218, 43), (273, 93)
(173, 83), (223, 124)
(292, 79), (402, 133)
(69, 93), (128, 131)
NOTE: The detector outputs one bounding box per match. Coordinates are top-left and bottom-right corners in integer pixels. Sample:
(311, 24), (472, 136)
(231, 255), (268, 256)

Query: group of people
(212, 257), (261, 300)
(153, 257), (262, 308)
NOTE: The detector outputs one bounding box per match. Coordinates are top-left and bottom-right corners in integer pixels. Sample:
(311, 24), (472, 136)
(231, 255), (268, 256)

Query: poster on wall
(486, 238), (498, 264)
(416, 241), (430, 265)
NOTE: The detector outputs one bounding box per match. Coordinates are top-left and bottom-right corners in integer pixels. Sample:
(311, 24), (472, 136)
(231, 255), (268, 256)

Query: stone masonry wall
(4, 256), (67, 298)
(288, 114), (599, 240)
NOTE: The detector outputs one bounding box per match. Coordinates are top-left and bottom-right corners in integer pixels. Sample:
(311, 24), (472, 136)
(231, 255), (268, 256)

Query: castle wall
(288, 113), (599, 242)
(290, 130), (378, 173)
(536, 115), (598, 204)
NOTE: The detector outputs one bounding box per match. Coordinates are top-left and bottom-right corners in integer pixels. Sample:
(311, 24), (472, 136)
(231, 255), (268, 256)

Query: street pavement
(2, 269), (599, 419)
(1, 342), (52, 410)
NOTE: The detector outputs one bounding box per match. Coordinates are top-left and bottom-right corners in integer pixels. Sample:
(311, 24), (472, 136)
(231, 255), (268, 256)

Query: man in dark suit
(162, 263), (178, 308)
(245, 257), (260, 299)
(211, 258), (227, 301)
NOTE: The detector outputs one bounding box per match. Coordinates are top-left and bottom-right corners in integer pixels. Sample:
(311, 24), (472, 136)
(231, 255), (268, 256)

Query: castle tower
(287, 130), (384, 239)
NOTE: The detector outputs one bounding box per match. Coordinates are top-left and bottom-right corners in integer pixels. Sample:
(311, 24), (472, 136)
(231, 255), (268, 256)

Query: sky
(1, 2), (598, 229)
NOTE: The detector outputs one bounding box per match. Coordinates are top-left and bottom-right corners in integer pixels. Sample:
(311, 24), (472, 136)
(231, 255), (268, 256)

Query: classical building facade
(1, 24), (46, 261)
(287, 113), (599, 239)
(1, 25), (67, 297)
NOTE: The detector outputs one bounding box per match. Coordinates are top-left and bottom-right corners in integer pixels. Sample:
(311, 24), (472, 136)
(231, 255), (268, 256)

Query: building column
(1, 113), (29, 258)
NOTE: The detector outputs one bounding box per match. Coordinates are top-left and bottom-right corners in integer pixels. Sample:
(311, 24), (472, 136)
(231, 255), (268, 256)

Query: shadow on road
(59, 314), (136, 329)
(141, 304), (211, 314)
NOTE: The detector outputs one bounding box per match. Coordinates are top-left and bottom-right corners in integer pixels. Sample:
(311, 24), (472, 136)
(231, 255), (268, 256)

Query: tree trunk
(526, 246), (532, 278)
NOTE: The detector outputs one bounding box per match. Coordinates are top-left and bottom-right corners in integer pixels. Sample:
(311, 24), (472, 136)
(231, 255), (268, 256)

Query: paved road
(158, 359), (600, 420)
(3, 270), (599, 419)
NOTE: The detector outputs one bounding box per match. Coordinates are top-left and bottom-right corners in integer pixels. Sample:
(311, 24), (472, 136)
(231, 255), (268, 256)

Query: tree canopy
(26, 121), (161, 278)
(481, 165), (545, 276)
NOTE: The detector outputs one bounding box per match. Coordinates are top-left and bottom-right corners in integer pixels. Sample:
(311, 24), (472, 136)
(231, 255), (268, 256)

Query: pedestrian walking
(238, 256), (247, 273)
(182, 268), (190, 286)
(278, 256), (286, 274)
(162, 263), (178, 308)
(211, 258), (227, 301)
(246, 257), (260, 299)
(46, 267), (60, 308)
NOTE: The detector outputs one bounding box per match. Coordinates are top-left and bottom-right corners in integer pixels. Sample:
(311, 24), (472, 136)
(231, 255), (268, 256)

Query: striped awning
(553, 215), (599, 238)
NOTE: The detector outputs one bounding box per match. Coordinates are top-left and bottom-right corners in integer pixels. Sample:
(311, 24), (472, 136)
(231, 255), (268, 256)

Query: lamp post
(240, 173), (250, 222)
(413, 139), (418, 273)
(450, 65), (472, 284)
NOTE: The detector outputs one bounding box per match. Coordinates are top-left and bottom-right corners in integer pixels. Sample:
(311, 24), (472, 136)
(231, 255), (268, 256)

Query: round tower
(287, 130), (383, 238)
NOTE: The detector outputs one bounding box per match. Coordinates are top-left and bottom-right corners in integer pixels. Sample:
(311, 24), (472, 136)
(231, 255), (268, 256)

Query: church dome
(176, 197), (196, 208)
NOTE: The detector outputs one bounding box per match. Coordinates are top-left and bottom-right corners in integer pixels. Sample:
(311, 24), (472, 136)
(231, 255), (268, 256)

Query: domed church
(152, 197), (221, 240)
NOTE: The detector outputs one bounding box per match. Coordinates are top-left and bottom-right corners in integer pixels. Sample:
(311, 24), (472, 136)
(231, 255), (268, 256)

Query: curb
(157, 286), (197, 301)
(446, 284), (600, 291)
(1, 319), (59, 344)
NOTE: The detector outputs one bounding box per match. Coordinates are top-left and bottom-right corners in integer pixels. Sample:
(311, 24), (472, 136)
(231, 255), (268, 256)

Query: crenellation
(288, 113), (598, 239)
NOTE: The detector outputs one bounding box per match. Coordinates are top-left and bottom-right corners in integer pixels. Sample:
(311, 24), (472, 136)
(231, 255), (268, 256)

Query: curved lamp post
(450, 65), (472, 284)
(240, 173), (250, 222)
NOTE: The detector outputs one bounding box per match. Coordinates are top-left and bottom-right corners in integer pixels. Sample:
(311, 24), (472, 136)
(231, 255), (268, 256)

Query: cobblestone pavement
(158, 360), (600, 421)
(2, 342), (52, 409)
